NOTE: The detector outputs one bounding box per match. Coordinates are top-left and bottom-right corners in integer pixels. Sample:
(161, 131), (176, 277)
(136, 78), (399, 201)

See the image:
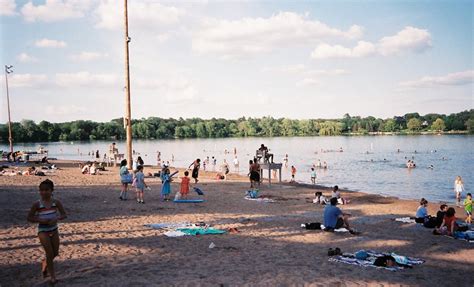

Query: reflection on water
(2, 135), (473, 203)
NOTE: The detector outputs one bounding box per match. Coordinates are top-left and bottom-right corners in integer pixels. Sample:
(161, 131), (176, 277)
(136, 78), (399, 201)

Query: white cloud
(192, 12), (363, 58)
(70, 51), (108, 61)
(399, 70), (474, 88)
(0, 0), (16, 16)
(45, 105), (87, 116)
(157, 33), (170, 43)
(8, 74), (48, 87)
(311, 26), (431, 59)
(55, 72), (119, 87)
(35, 38), (67, 48)
(95, 0), (185, 30)
(21, 0), (93, 22)
(378, 26), (432, 56)
(296, 78), (321, 87)
(16, 52), (38, 63)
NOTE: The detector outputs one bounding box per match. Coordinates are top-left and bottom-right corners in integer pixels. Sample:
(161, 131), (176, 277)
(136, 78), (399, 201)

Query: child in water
(161, 168), (172, 201)
(27, 179), (67, 285)
(180, 171), (191, 199)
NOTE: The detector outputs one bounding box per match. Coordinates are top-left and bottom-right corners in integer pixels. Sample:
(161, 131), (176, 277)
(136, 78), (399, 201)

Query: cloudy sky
(0, 0), (472, 122)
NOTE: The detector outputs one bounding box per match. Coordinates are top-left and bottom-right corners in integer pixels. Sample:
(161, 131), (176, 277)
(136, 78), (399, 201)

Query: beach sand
(0, 161), (473, 286)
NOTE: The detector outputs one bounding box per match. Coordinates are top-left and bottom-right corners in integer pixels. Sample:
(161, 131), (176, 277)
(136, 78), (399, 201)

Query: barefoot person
(323, 197), (355, 233)
(27, 179), (67, 285)
(454, 176), (465, 206)
(248, 160), (260, 188)
(119, 159), (131, 200)
(189, 159), (201, 183)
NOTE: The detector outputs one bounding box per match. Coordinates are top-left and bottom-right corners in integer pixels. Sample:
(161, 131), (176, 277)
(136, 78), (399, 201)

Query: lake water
(2, 135), (473, 203)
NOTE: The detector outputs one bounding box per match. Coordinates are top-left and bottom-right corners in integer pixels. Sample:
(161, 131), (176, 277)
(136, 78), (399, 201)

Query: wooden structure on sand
(259, 162), (282, 185)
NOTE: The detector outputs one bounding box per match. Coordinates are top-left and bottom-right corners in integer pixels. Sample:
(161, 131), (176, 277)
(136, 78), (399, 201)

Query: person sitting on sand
(81, 163), (90, 174)
(435, 207), (458, 236)
(323, 197), (355, 233)
(90, 163), (98, 175)
(27, 179), (67, 285)
(331, 185), (349, 205)
(313, 191), (328, 205)
(415, 198), (429, 223)
(435, 204), (448, 228)
(24, 166), (36, 176)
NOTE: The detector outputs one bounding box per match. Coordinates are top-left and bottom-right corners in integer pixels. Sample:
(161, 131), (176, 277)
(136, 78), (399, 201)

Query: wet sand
(0, 161), (473, 286)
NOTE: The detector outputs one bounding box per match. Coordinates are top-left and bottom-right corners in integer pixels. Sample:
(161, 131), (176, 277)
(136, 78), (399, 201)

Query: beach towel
(145, 222), (192, 230)
(453, 230), (474, 243)
(320, 224), (349, 233)
(164, 230), (186, 237)
(394, 217), (416, 224)
(173, 199), (205, 203)
(244, 196), (275, 203)
(176, 228), (226, 236)
(329, 250), (424, 271)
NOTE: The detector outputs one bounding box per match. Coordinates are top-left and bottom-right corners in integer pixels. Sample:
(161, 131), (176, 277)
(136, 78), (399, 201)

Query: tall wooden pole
(124, 0), (133, 169)
(4, 65), (13, 154)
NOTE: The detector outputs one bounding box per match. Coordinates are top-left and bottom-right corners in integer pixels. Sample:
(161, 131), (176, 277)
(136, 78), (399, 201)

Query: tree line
(0, 110), (472, 143)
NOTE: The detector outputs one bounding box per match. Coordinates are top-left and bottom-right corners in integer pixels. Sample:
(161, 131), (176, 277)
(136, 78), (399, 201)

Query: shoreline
(1, 160), (473, 286)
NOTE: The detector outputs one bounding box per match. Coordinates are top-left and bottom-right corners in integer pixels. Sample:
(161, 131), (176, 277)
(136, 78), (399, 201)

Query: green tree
(407, 118), (422, 132)
(465, 118), (474, 134)
(431, 118), (446, 131)
(383, 119), (397, 132)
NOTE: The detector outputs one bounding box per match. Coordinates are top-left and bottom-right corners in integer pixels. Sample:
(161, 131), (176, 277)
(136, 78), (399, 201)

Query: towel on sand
(145, 222), (192, 229)
(244, 196), (275, 203)
(395, 217), (416, 224)
(163, 228), (226, 237)
(329, 250), (424, 271)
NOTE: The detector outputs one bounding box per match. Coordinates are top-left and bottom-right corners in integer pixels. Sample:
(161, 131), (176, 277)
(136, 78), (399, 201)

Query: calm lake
(2, 135), (473, 203)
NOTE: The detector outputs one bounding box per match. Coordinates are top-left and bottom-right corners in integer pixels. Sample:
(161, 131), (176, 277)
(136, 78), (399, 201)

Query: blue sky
(0, 0), (472, 122)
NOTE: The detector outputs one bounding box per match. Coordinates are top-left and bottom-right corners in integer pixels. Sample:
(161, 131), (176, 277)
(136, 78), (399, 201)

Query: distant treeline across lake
(0, 110), (472, 142)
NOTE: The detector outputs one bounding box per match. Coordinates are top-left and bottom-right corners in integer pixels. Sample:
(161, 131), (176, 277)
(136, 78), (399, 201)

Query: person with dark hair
(189, 159), (201, 183)
(436, 207), (458, 236)
(248, 160), (260, 188)
(134, 165), (147, 204)
(415, 198), (429, 223)
(436, 204), (448, 228)
(323, 197), (354, 233)
(27, 179), (67, 285)
(119, 159), (130, 200)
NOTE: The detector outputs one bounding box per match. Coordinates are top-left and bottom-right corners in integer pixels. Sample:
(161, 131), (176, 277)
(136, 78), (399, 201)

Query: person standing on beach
(161, 168), (172, 201)
(180, 171), (191, 199)
(233, 156), (239, 172)
(189, 159), (201, 183)
(454, 176), (465, 206)
(95, 150), (100, 160)
(310, 168), (317, 184)
(222, 159), (230, 180)
(290, 166), (296, 182)
(134, 165), (147, 204)
(248, 160), (260, 188)
(119, 159), (131, 200)
(464, 193), (472, 224)
(27, 179), (67, 285)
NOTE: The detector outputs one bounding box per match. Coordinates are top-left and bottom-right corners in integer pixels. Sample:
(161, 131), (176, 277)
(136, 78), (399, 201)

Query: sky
(0, 0), (473, 123)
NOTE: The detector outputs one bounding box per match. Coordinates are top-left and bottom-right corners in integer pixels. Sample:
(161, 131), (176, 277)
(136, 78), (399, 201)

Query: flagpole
(124, 0), (133, 169)
(4, 65), (13, 154)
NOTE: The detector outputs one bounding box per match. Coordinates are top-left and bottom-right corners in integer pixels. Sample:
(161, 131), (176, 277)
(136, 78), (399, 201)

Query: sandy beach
(0, 161), (473, 286)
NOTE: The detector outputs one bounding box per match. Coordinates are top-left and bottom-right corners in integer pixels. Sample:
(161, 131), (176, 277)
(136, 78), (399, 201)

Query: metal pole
(124, 0), (133, 169)
(4, 65), (13, 154)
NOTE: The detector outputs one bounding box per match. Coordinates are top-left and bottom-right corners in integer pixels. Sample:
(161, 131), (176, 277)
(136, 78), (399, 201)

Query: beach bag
(304, 222), (321, 230)
(121, 173), (133, 184)
(174, 192), (182, 200)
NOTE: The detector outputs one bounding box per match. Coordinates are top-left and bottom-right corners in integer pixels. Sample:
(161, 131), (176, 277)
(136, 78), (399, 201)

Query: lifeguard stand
(255, 150), (282, 185)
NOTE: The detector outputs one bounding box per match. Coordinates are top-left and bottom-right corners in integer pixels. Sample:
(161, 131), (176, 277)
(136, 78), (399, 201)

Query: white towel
(395, 217), (416, 224)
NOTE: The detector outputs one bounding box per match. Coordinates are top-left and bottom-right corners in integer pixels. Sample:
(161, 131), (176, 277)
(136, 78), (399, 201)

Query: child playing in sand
(290, 166), (296, 182)
(464, 193), (472, 224)
(161, 168), (171, 201)
(134, 165), (148, 204)
(310, 168), (317, 184)
(180, 171), (191, 199)
(313, 191), (328, 205)
(27, 179), (67, 285)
